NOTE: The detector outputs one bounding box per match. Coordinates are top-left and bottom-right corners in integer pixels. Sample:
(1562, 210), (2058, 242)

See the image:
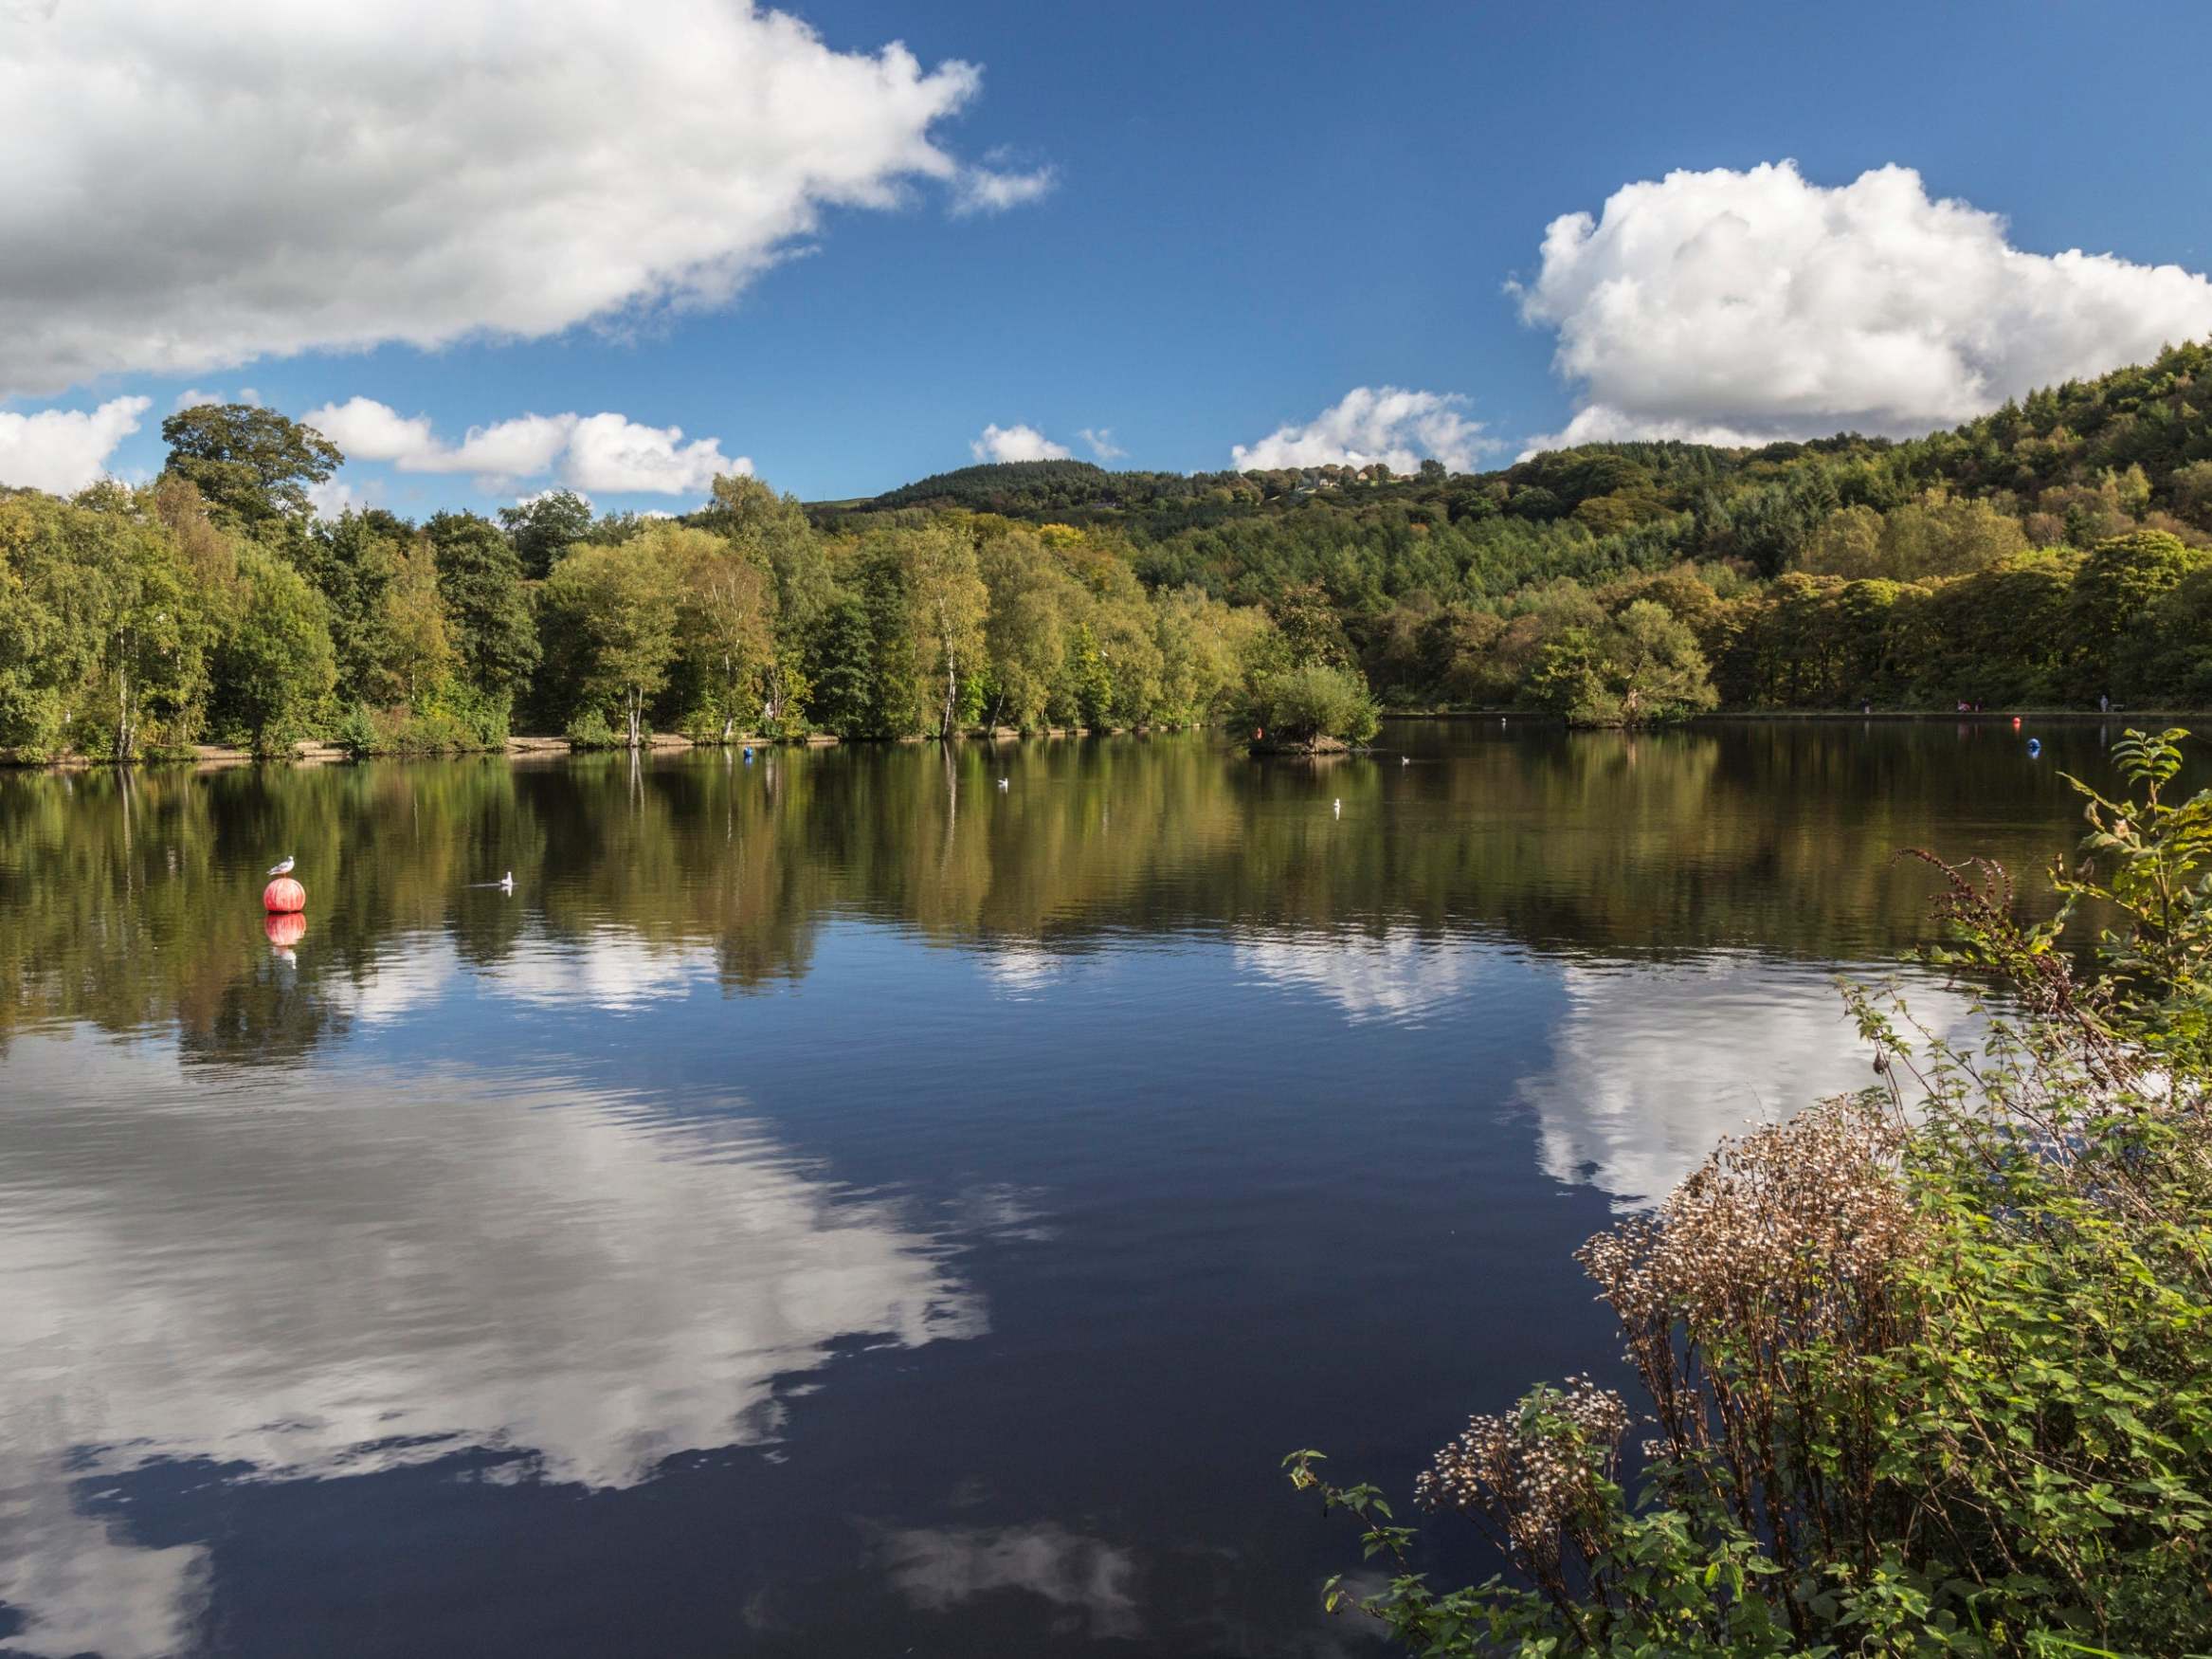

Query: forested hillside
(6, 342), (2212, 760)
(829, 339), (2212, 720)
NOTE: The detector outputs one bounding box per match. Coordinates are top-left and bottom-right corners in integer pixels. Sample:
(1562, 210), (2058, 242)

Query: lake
(0, 716), (2163, 1657)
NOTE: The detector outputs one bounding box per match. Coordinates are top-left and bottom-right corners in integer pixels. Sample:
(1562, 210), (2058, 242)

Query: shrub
(1246, 663), (1380, 746)
(1288, 728), (2212, 1656)
(564, 708), (618, 750)
(334, 702), (377, 758)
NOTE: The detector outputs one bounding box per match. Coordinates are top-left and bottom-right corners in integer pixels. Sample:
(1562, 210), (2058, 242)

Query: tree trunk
(116, 655), (134, 762)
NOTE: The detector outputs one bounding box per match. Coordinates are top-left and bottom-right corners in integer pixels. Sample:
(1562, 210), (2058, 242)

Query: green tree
(0, 489), (210, 758)
(897, 520), (989, 737)
(497, 489), (594, 580)
(807, 594), (877, 738)
(1246, 663), (1379, 747)
(1151, 584), (1255, 726)
(538, 541), (681, 747)
(375, 536), (456, 706)
(978, 528), (1076, 730)
(2169, 459), (2212, 531)
(216, 550), (337, 753)
(1526, 600), (1717, 725)
(424, 511), (539, 701)
(298, 508), (408, 695)
(699, 473), (831, 729)
(2067, 528), (2204, 700)
(670, 524), (774, 741)
(159, 404), (341, 529)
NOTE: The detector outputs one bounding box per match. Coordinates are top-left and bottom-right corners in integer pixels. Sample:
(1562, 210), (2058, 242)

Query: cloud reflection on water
(1234, 925), (1502, 1027)
(0, 1033), (985, 1658)
(883, 1522), (1144, 1640)
(1521, 957), (1978, 1208)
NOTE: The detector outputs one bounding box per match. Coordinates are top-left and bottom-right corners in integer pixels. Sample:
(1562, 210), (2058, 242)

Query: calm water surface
(0, 718), (2166, 1657)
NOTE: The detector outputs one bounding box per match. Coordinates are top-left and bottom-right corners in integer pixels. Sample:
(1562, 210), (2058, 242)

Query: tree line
(0, 404), (1314, 759)
(7, 340), (2212, 759)
(832, 341), (2212, 724)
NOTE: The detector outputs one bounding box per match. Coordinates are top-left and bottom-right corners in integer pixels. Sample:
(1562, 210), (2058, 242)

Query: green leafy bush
(563, 708), (618, 750)
(1290, 729), (2212, 1656)
(331, 683), (510, 757)
(1246, 663), (1380, 747)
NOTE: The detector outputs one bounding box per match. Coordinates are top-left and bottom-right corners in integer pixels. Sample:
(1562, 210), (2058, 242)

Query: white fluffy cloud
(0, 396), (152, 495)
(1516, 161), (2212, 450)
(970, 422), (1071, 463)
(0, 1), (1034, 396)
(1078, 427), (1125, 461)
(566, 411), (744, 494)
(950, 162), (1059, 217)
(172, 387), (260, 412)
(1232, 386), (1492, 474)
(302, 398), (746, 493)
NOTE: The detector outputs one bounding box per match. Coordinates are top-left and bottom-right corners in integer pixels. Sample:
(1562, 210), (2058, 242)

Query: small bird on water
(1333, 797), (1341, 818)
(997, 776), (1008, 791)
(266, 855), (295, 877)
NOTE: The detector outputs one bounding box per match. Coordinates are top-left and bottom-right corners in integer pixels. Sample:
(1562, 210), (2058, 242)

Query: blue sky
(5, 0), (2212, 516)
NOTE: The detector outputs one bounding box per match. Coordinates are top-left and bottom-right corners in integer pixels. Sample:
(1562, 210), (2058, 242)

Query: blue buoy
(2026, 738), (2041, 758)
(742, 746), (754, 762)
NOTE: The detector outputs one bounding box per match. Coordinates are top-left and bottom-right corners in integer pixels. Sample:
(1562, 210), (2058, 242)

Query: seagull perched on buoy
(266, 855), (295, 877)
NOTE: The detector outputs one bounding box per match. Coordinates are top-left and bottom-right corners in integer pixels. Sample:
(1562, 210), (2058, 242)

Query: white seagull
(996, 777), (1009, 791)
(266, 856), (295, 877)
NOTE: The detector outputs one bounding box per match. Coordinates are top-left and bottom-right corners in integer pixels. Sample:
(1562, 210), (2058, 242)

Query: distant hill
(822, 341), (2212, 556)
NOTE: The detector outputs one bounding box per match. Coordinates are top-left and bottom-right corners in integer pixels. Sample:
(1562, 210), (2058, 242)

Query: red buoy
(263, 876), (306, 914)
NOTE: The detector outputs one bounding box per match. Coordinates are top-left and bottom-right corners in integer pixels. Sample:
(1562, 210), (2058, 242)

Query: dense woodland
(9, 341), (2212, 758)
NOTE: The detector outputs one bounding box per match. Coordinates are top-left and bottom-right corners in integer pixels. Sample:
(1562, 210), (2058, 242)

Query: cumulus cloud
(0, 0), (1043, 396)
(1515, 161), (2212, 451)
(565, 411), (743, 494)
(301, 398), (747, 493)
(970, 422), (1072, 463)
(305, 478), (358, 520)
(1079, 427), (1126, 461)
(171, 387), (260, 412)
(0, 396), (152, 494)
(950, 162), (1060, 217)
(1231, 386), (1492, 474)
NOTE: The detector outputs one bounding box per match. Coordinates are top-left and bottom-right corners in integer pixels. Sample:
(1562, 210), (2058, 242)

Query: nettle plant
(1289, 729), (2212, 1658)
